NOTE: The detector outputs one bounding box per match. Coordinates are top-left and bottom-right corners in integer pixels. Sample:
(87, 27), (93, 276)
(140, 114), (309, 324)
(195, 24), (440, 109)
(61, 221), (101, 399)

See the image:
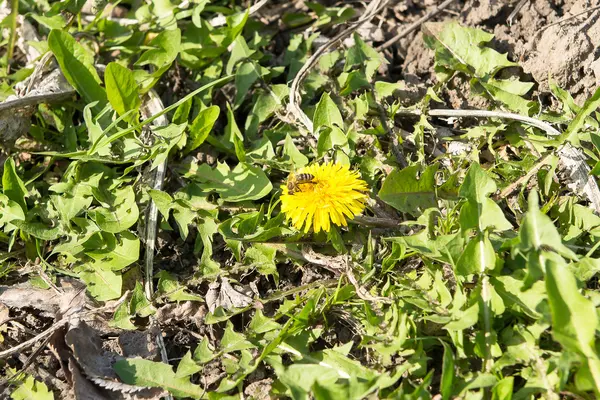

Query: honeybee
(286, 173), (315, 194)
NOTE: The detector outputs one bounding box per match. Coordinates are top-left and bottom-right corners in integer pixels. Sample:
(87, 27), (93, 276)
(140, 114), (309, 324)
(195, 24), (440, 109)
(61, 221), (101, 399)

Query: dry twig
(377, 0), (458, 50)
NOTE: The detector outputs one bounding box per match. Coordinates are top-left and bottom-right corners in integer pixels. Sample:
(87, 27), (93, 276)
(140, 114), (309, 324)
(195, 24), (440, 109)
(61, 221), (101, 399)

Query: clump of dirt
(399, 0), (600, 106)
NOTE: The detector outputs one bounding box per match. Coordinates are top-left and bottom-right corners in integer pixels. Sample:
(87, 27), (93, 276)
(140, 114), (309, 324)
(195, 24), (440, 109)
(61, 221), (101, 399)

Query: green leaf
(90, 186), (139, 233)
(456, 233), (496, 276)
(234, 61), (260, 107)
(183, 161), (273, 202)
(47, 30), (107, 111)
(105, 62), (140, 122)
(282, 134), (308, 167)
(313, 92), (343, 133)
(79, 264), (122, 301)
(440, 341), (455, 400)
(114, 358), (204, 398)
(10, 374), (54, 400)
(226, 35), (254, 75)
(317, 126), (348, 158)
(423, 21), (516, 77)
(459, 163), (496, 204)
(546, 259), (598, 357)
(249, 309), (281, 334)
(85, 231), (140, 271)
(110, 300), (136, 330)
(0, 193), (24, 227)
(221, 322), (256, 353)
(13, 220), (63, 241)
(156, 271), (203, 302)
(519, 191), (577, 260)
(131, 281), (155, 318)
(379, 164), (438, 215)
(193, 336), (215, 364)
(2, 158), (27, 213)
(175, 351), (202, 379)
(185, 105), (220, 154)
(492, 377), (514, 400)
(560, 85), (600, 144)
(244, 84), (288, 139)
(226, 103), (246, 162)
(459, 198), (512, 232)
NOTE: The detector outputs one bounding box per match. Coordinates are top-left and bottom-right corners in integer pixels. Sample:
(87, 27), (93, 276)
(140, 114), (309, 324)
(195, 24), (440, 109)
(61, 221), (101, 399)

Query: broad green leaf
(244, 84), (288, 139)
(456, 233), (496, 276)
(519, 191), (577, 260)
(560, 85), (600, 143)
(175, 351), (202, 379)
(344, 33), (382, 80)
(85, 231), (140, 270)
(226, 35), (254, 75)
(492, 377), (514, 400)
(13, 220), (63, 241)
(185, 105), (220, 154)
(183, 161), (273, 202)
(79, 264), (122, 301)
(459, 198), (512, 232)
(156, 271), (203, 302)
(282, 134), (308, 167)
(110, 300), (137, 330)
(221, 322), (256, 353)
(459, 163), (496, 204)
(105, 62), (140, 122)
(379, 164), (438, 215)
(48, 30), (107, 110)
(193, 336), (215, 364)
(131, 281), (155, 318)
(10, 375), (54, 400)
(317, 126), (348, 158)
(114, 358), (204, 398)
(546, 259), (598, 357)
(0, 193), (24, 227)
(90, 186), (139, 233)
(423, 21), (516, 77)
(249, 309), (281, 334)
(234, 61), (260, 107)
(3, 158), (27, 213)
(313, 92), (343, 133)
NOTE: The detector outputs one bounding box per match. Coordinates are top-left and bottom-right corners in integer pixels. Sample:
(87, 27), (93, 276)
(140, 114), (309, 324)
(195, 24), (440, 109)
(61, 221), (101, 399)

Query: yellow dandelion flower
(280, 162), (369, 233)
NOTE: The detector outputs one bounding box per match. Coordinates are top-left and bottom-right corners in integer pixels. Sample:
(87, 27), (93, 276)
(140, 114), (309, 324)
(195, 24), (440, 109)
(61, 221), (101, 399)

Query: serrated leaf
(11, 375), (54, 400)
(85, 231), (140, 271)
(282, 134), (308, 167)
(423, 21), (516, 77)
(221, 322), (256, 353)
(114, 358), (204, 399)
(175, 351), (202, 379)
(90, 186), (139, 233)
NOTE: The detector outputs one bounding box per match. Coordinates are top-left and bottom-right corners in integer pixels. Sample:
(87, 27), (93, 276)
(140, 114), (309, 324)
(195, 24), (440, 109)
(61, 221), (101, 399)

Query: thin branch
(210, 0), (269, 27)
(536, 5), (600, 34)
(0, 91), (76, 113)
(377, 0), (458, 50)
(507, 0), (529, 26)
(0, 293), (128, 360)
(396, 108), (562, 136)
(494, 153), (554, 199)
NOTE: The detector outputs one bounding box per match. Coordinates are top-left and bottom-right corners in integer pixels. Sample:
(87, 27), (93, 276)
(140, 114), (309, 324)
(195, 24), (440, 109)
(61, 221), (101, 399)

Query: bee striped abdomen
(287, 173), (315, 194)
(295, 173), (315, 184)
